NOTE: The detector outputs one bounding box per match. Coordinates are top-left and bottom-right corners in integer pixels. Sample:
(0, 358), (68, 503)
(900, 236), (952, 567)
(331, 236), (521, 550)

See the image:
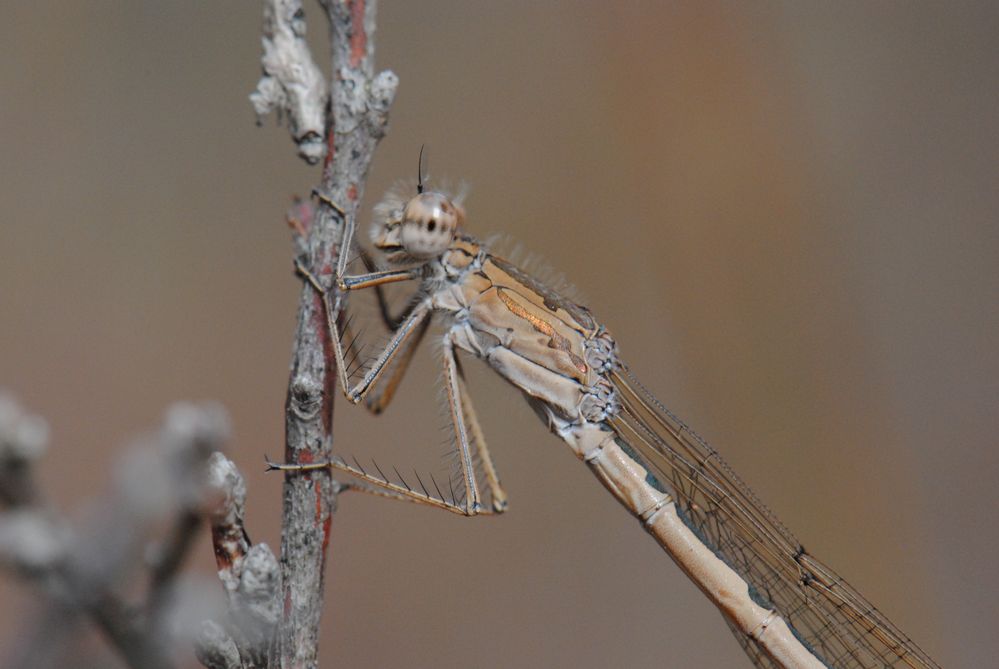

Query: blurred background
(1, 1), (996, 667)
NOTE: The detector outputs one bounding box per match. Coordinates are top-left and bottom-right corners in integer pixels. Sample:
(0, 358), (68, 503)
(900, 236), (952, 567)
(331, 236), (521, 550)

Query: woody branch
(245, 0), (397, 666)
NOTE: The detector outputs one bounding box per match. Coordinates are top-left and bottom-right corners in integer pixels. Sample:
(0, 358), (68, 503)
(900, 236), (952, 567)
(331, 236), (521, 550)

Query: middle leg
(269, 331), (498, 517)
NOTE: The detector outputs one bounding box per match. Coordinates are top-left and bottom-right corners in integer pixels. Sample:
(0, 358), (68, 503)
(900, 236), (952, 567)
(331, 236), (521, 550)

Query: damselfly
(274, 179), (941, 669)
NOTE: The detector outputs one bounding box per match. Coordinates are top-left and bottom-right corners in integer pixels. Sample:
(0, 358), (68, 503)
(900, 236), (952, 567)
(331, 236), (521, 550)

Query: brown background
(1, 2), (996, 667)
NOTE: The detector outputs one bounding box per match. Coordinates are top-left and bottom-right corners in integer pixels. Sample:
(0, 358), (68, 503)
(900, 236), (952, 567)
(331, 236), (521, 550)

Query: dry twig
(246, 0), (397, 666)
(0, 393), (230, 669)
(195, 454), (280, 669)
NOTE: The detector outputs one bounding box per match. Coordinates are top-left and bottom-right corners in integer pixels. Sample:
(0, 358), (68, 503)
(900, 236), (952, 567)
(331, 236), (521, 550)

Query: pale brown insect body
(285, 186), (941, 669)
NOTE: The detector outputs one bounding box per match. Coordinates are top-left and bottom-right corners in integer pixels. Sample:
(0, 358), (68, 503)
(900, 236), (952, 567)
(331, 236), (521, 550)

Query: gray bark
(0, 394), (230, 669)
(253, 1), (397, 667)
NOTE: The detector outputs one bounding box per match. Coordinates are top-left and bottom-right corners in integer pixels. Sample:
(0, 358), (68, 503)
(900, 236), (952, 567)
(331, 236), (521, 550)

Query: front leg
(295, 259), (430, 403)
(359, 249), (420, 332)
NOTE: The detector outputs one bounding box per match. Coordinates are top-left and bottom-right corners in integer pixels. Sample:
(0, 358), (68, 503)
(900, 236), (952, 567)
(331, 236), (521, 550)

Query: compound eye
(399, 192), (458, 258)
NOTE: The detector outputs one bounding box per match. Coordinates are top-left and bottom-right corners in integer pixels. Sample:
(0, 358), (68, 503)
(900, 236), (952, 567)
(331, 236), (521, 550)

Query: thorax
(425, 236), (619, 424)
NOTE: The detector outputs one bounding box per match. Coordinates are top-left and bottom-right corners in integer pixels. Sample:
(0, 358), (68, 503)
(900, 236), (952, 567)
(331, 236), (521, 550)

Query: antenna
(417, 144), (426, 194)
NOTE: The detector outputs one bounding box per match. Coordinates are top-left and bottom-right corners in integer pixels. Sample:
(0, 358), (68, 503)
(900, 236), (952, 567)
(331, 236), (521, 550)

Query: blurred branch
(5, 3), (398, 667)
(0, 393), (229, 669)
(195, 454), (280, 669)
(248, 0), (397, 666)
(0, 391), (47, 508)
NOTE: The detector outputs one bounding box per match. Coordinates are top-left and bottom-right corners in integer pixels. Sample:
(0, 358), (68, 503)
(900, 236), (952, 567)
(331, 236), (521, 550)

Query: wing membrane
(608, 365), (940, 669)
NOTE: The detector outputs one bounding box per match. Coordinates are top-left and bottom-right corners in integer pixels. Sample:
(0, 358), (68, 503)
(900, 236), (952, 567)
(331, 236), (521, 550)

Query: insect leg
(362, 314), (432, 414)
(442, 335), (484, 515)
(333, 253), (431, 413)
(295, 259), (432, 403)
(454, 361), (509, 512)
(339, 267), (423, 291)
(311, 188), (421, 297)
(308, 187), (356, 280)
(358, 249), (422, 331)
(266, 333), (493, 516)
(266, 455), (494, 516)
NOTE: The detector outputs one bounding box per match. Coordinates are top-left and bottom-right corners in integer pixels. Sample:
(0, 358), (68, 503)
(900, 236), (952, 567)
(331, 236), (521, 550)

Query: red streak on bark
(322, 377), (334, 434)
(307, 290), (336, 434)
(321, 514), (333, 558)
(315, 484), (324, 521)
(347, 183), (358, 202)
(283, 590), (292, 616)
(349, 1), (367, 67)
(297, 450), (314, 466)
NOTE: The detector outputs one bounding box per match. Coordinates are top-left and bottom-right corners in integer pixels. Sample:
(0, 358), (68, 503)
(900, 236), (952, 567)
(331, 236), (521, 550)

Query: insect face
(373, 191), (462, 263)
